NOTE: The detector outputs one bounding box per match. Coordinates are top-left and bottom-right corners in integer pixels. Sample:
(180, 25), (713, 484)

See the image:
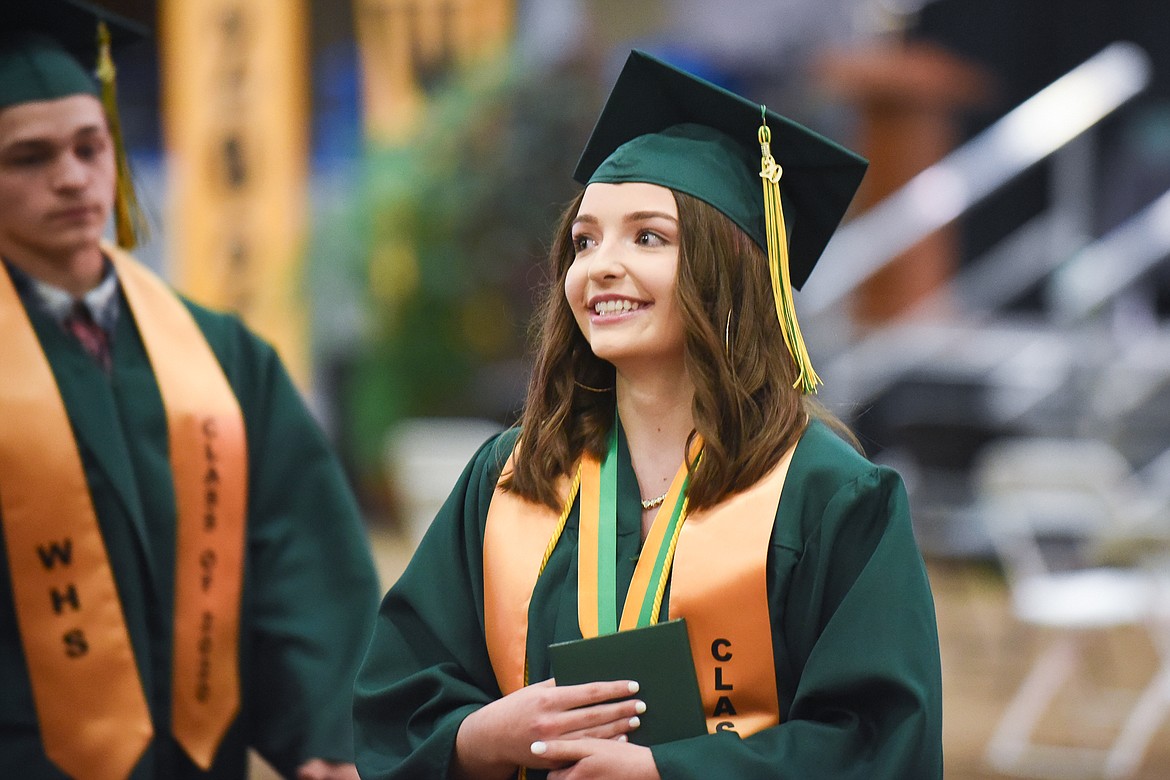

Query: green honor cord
(597, 425), (620, 635)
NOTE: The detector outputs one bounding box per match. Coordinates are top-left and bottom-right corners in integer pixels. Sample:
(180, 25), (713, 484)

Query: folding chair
(975, 437), (1170, 779)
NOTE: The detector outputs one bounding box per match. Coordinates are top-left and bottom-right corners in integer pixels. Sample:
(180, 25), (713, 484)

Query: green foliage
(342, 53), (602, 477)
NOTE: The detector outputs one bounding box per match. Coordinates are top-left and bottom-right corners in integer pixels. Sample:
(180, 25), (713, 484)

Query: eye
(635, 229), (667, 247)
(571, 232), (596, 255)
(3, 150), (51, 168)
(75, 138), (107, 161)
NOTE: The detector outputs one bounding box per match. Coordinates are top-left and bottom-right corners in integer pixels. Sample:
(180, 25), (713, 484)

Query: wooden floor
(254, 526), (1170, 779)
(930, 559), (1170, 779)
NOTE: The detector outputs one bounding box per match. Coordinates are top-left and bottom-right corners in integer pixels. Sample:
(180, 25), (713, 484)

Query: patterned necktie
(65, 301), (112, 372)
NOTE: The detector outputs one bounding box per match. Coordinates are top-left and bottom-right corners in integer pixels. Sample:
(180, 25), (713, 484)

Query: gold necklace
(640, 491), (668, 510)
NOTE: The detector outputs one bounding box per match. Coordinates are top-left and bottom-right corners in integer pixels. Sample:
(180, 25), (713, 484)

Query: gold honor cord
(518, 468), (580, 780)
(0, 265), (154, 780)
(523, 466), (582, 688)
(759, 109), (820, 394)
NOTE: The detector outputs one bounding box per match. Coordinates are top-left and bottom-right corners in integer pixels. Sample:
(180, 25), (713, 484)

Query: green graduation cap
(0, 0), (154, 248)
(0, 1), (151, 109)
(574, 50), (868, 392)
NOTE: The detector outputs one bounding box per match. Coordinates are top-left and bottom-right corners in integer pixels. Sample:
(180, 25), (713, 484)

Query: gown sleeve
(651, 455), (944, 778)
(353, 430), (517, 780)
(212, 321), (382, 776)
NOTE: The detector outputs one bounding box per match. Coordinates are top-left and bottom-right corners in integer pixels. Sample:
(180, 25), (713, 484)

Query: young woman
(354, 50), (944, 780)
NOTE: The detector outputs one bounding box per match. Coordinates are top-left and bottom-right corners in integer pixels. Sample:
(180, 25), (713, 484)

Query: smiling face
(0, 94), (114, 275)
(564, 181), (687, 377)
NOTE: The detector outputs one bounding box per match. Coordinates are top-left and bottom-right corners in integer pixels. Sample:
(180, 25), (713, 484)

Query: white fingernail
(629, 716), (641, 729)
(531, 741), (547, 755)
(634, 700), (647, 714)
(627, 681), (640, 694)
(618, 734), (629, 743)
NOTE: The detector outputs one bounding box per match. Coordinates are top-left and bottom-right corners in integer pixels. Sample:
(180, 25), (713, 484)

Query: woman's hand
(452, 678), (645, 779)
(537, 738), (660, 780)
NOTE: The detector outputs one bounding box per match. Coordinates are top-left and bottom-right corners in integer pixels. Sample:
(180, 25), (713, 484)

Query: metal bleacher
(798, 42), (1170, 558)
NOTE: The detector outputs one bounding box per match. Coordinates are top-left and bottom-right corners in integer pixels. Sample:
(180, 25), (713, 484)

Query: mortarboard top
(0, 0), (153, 111)
(573, 49), (867, 291)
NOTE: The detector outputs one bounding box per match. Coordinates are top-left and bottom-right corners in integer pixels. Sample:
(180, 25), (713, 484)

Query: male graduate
(0, 3), (380, 779)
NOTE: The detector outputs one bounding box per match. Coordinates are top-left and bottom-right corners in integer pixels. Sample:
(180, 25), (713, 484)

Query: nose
(51, 151), (91, 191)
(585, 239), (626, 283)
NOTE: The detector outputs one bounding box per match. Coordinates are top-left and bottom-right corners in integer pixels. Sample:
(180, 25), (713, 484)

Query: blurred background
(114, 0), (1170, 776)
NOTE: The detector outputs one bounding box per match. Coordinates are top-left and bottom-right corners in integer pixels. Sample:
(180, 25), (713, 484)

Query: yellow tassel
(95, 22), (146, 249)
(758, 110), (821, 394)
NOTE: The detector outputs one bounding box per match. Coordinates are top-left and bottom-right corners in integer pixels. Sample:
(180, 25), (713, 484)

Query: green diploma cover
(549, 618), (707, 745)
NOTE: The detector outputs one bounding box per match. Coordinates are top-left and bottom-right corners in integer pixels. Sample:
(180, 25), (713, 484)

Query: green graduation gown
(0, 277), (381, 779)
(353, 420), (944, 779)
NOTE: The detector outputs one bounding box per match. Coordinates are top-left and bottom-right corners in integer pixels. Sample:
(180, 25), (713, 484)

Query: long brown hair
(505, 187), (842, 510)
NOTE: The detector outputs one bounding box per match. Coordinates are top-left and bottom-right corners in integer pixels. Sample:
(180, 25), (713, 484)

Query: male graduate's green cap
(0, 0), (154, 248)
(0, 1), (150, 110)
(573, 50), (868, 393)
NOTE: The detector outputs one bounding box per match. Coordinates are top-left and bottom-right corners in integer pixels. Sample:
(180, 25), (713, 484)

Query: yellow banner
(161, 0), (310, 386)
(354, 0), (515, 145)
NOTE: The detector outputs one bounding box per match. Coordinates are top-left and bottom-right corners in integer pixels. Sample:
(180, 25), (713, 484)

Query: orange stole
(670, 445), (795, 736)
(0, 247), (247, 777)
(0, 265), (153, 780)
(483, 455), (573, 695)
(483, 445), (794, 737)
(108, 245), (248, 768)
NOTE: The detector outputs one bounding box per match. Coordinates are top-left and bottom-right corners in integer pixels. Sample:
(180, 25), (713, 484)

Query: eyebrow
(0, 124), (108, 153)
(571, 210), (679, 229)
(625, 210), (678, 224)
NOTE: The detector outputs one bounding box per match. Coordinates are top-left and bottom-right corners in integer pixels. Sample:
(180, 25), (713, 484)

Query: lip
(48, 205), (102, 223)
